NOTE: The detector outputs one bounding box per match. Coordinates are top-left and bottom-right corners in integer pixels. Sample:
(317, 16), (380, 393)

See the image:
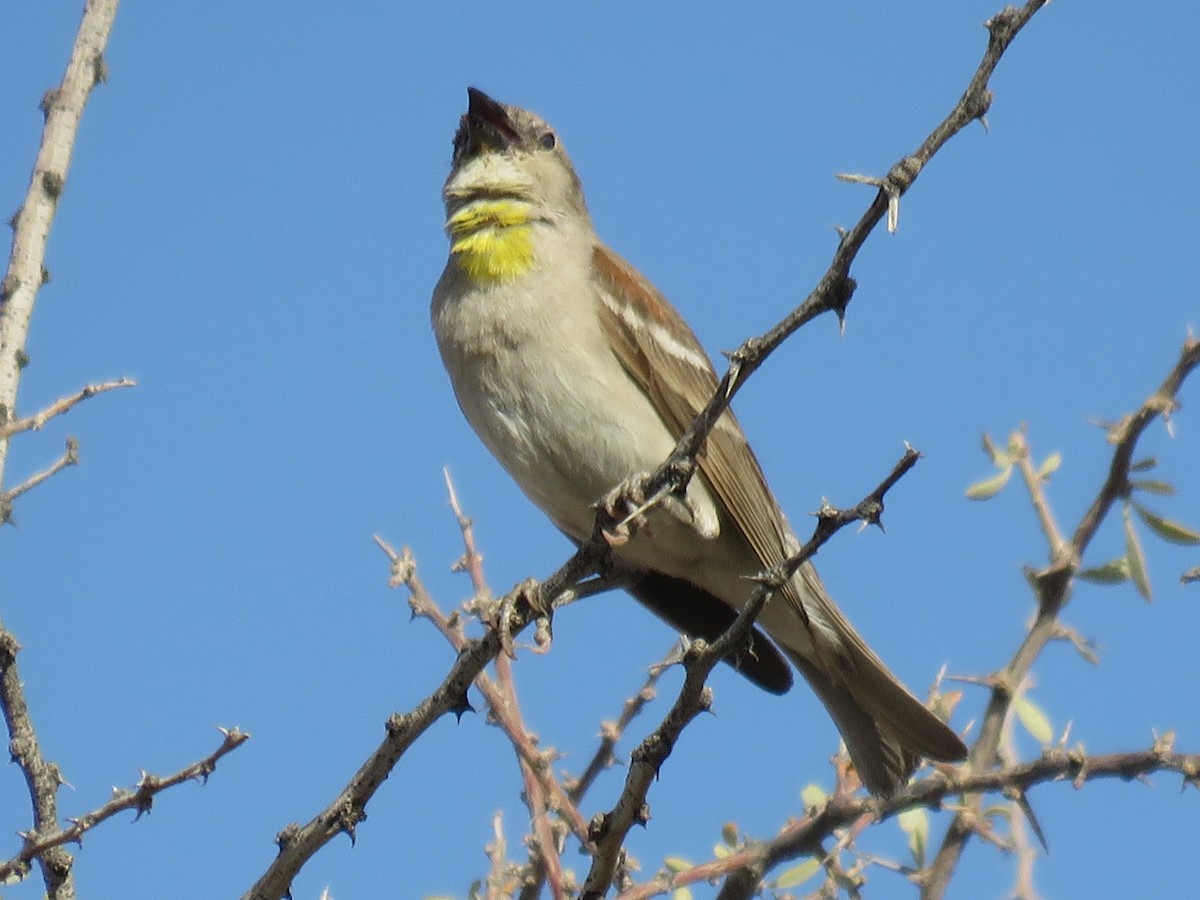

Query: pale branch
(567, 654), (670, 806)
(922, 334), (1200, 899)
(0, 377), (136, 440)
(0, 727), (250, 886)
(580, 448), (922, 900)
(1000, 714), (1041, 900)
(615, 743), (1198, 900)
(1011, 428), (1069, 561)
(380, 534), (592, 849)
(0, 436), (78, 523)
(0, 0), (120, 491)
(444, 466), (489, 593)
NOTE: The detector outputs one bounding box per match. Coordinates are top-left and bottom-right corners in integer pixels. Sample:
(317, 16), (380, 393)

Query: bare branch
(0, 377), (135, 440)
(1, 436), (79, 517)
(0, 727), (250, 886)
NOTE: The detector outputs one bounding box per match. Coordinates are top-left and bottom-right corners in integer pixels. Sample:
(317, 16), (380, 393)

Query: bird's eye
(539, 131), (557, 150)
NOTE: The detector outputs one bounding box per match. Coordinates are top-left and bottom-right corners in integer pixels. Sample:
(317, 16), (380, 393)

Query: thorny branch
(0, 727), (249, 886)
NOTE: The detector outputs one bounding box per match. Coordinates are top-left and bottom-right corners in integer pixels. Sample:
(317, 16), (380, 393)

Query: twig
(444, 466), (487, 592)
(379, 531), (593, 853)
(0, 726), (250, 885)
(996, 690), (1042, 900)
(1011, 428), (1070, 563)
(520, 651), (672, 900)
(1, 436), (79, 515)
(0, 377), (136, 439)
(568, 654), (670, 806)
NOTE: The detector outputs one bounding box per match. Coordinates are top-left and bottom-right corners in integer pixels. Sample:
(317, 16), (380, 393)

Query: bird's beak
(454, 87), (521, 159)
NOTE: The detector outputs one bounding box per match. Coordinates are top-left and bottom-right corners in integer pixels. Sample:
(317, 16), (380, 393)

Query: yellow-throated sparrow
(430, 88), (967, 794)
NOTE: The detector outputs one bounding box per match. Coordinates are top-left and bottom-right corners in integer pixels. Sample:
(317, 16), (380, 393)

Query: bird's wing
(591, 244), (793, 576)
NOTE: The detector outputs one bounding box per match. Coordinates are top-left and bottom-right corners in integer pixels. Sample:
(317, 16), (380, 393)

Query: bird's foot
(594, 472), (654, 546)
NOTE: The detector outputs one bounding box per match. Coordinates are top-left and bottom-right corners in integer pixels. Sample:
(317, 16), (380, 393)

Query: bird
(430, 87), (968, 794)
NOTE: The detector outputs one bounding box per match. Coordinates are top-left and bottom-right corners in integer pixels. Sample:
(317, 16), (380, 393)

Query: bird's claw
(595, 473), (653, 546)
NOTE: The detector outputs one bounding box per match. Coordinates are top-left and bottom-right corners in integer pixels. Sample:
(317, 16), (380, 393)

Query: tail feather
(785, 645), (967, 795)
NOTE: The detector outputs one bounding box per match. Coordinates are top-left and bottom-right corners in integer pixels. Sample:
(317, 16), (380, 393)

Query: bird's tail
(783, 644), (966, 795)
(767, 566), (968, 794)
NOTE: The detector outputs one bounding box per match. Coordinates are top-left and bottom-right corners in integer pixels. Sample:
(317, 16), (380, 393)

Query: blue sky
(2, 3), (1198, 898)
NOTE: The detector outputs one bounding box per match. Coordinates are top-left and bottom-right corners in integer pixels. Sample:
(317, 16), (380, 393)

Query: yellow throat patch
(447, 199), (536, 283)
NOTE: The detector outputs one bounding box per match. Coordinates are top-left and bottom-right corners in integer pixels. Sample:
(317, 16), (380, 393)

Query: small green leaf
(1124, 506), (1153, 601)
(1013, 694), (1054, 745)
(965, 465), (1013, 500)
(712, 843), (731, 859)
(1130, 479), (1176, 497)
(898, 806), (930, 867)
(800, 783), (828, 809)
(1037, 451), (1062, 480)
(672, 888), (693, 900)
(664, 857), (692, 873)
(1079, 558), (1130, 585)
(1132, 501), (1200, 546)
(1130, 457), (1159, 473)
(773, 858), (821, 889)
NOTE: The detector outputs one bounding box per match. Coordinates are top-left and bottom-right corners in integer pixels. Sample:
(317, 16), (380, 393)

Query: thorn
(1012, 790), (1049, 854)
(451, 691), (475, 722)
